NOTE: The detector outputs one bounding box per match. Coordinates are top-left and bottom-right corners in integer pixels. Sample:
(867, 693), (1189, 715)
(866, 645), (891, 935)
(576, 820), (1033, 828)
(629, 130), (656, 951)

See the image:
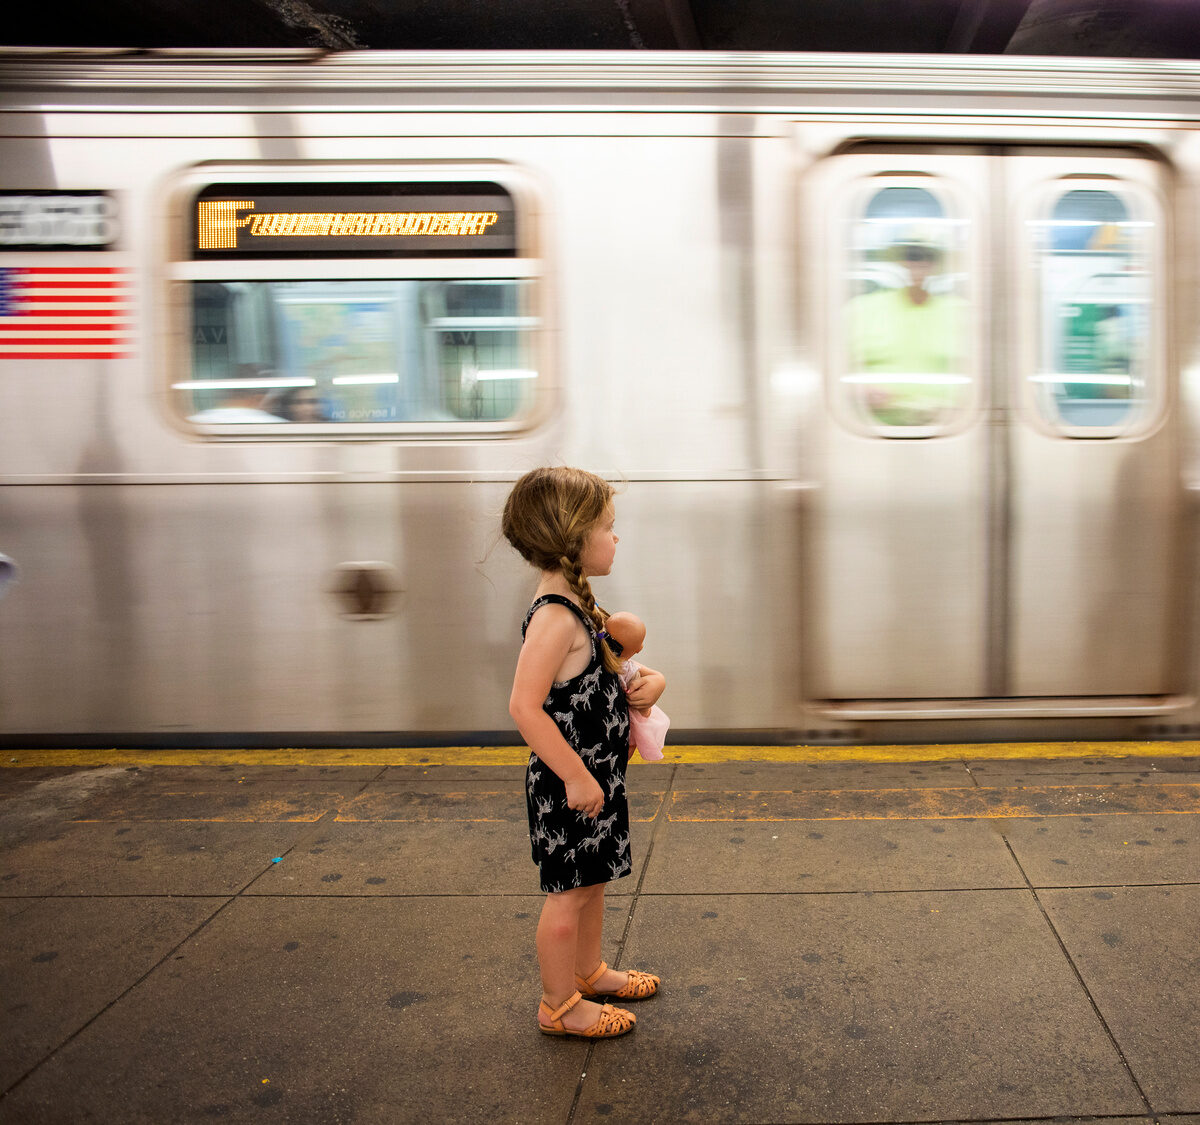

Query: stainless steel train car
(2, 48), (1200, 747)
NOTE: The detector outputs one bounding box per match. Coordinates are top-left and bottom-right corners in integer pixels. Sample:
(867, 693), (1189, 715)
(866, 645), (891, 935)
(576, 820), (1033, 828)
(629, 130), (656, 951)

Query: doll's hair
(502, 466), (623, 675)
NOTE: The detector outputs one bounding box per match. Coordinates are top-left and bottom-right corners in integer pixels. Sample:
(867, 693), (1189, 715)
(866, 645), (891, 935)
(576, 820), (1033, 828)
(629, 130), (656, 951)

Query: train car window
(1027, 185), (1156, 434)
(184, 279), (534, 424)
(173, 177), (541, 435)
(840, 181), (974, 437)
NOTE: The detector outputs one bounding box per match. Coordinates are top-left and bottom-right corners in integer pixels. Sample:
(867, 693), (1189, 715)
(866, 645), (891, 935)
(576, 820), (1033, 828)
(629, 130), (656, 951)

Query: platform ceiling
(7, 0), (1200, 57)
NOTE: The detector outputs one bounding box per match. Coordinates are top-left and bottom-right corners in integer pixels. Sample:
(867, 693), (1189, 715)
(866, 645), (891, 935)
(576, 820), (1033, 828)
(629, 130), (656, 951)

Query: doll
(602, 611), (669, 761)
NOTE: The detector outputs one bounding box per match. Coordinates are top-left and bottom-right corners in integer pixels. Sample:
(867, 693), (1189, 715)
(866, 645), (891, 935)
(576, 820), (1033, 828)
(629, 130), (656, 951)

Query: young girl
(503, 466), (666, 1039)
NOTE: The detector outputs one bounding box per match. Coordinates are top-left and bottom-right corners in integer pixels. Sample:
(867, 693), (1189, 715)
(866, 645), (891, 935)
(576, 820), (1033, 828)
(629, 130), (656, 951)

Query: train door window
(839, 178), (976, 437)
(1024, 181), (1160, 435)
(171, 174), (543, 435)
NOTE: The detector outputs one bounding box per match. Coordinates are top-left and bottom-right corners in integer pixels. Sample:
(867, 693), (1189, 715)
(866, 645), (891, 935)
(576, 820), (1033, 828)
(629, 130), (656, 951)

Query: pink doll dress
(618, 661), (669, 761)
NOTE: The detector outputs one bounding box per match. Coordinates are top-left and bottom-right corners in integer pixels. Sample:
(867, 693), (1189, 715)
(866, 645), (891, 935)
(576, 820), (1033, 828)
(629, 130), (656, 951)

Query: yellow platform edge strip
(3, 741), (1198, 769)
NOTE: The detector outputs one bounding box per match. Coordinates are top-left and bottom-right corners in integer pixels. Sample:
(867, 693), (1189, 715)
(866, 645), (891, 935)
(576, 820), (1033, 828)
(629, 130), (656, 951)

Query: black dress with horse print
(521, 594), (632, 893)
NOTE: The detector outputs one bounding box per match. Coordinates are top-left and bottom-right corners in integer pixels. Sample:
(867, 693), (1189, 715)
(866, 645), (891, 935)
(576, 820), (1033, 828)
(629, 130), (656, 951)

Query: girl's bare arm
(508, 606), (605, 818)
(625, 663), (665, 711)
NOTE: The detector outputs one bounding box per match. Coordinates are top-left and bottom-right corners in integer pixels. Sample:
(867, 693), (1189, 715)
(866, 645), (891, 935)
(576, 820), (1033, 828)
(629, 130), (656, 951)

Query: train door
(805, 145), (1179, 711)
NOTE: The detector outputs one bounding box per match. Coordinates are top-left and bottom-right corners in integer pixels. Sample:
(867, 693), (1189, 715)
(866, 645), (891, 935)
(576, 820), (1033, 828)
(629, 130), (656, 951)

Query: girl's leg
(537, 885), (610, 1030)
(574, 882), (606, 978)
(575, 882), (659, 997)
(537, 887), (587, 1001)
(573, 883), (638, 995)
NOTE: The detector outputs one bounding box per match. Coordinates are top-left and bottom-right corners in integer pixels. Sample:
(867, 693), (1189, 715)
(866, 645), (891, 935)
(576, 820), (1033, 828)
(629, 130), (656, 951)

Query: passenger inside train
(187, 364), (285, 423)
(181, 278), (537, 427)
(844, 194), (969, 430)
(263, 385), (330, 422)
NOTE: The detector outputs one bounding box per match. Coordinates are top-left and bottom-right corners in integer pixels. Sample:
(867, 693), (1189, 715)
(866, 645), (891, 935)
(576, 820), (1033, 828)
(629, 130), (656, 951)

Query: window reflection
(1030, 188), (1151, 431)
(843, 184), (971, 433)
(181, 278), (537, 426)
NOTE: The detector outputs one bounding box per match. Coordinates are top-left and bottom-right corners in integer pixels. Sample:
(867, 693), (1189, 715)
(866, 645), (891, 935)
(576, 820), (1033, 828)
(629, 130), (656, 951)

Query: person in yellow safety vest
(845, 238), (968, 429)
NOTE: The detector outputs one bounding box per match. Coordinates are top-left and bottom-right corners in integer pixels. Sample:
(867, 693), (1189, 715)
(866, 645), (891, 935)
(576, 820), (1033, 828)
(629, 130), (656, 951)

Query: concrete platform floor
(1, 748), (1199, 1124)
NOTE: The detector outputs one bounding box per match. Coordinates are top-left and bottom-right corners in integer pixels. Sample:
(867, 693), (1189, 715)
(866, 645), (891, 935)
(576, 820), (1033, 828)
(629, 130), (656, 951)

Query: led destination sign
(193, 183), (516, 258)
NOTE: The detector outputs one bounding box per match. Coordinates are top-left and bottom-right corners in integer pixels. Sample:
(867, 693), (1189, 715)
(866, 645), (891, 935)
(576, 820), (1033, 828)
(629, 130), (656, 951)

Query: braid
(559, 556), (623, 675)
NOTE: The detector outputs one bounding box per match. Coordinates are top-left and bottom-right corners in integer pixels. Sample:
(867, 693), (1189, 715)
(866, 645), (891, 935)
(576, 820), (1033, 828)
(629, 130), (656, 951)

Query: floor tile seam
(664, 789), (1200, 811)
(0, 892), (253, 900)
(632, 882), (1199, 896)
(231, 782), (379, 894)
(6, 881), (1194, 900)
(67, 817), (346, 824)
(625, 885), (1037, 898)
(775, 1117), (1160, 1125)
(998, 833), (1156, 1116)
(63, 812), (1200, 823)
(2, 789), (378, 1097)
(612, 764), (677, 934)
(964, 759), (981, 790)
(1022, 879), (1200, 891)
(235, 880), (1200, 900)
(0, 891), (240, 1100)
(67, 818), (533, 825)
(235, 892), (561, 899)
(768, 1113), (1161, 1122)
(662, 811), (1200, 822)
(60, 770), (394, 822)
(564, 762), (681, 1125)
(666, 780), (1200, 791)
(65, 779), (1200, 799)
(0, 894), (45, 921)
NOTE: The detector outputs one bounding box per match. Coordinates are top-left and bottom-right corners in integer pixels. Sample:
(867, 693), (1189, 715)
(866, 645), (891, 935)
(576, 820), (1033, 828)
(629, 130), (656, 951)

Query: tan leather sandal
(575, 960), (660, 1001)
(538, 990), (636, 1039)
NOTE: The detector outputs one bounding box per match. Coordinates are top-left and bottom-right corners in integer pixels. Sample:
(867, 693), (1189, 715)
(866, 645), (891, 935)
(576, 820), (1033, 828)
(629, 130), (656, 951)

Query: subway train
(2, 47), (1200, 748)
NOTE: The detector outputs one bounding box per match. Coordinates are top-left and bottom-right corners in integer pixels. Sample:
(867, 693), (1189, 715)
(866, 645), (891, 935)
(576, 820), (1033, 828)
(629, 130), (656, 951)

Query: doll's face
(616, 634), (642, 658)
(606, 613), (645, 657)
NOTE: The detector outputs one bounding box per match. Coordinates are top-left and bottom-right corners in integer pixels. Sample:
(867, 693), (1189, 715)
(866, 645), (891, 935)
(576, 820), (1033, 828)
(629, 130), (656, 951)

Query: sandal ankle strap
(577, 961), (609, 990)
(540, 990), (584, 1024)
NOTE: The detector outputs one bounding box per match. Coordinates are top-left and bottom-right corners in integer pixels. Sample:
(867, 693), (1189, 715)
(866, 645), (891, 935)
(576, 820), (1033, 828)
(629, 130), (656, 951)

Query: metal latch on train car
(0, 553), (17, 600)
(328, 561), (402, 620)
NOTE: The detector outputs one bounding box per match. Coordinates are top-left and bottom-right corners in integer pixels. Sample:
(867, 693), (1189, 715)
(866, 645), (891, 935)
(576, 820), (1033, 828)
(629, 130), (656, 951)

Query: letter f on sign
(197, 201), (255, 250)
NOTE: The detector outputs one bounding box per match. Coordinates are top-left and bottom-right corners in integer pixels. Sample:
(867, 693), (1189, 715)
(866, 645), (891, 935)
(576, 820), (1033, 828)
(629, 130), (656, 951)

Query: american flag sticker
(0, 265), (130, 359)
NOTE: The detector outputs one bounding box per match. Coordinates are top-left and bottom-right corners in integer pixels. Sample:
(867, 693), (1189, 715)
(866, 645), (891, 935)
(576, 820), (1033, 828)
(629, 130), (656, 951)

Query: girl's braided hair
(502, 466), (623, 675)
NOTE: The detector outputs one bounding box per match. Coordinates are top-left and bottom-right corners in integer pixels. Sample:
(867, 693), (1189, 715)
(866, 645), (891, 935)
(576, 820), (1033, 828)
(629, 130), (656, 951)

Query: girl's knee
(540, 914), (578, 945)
